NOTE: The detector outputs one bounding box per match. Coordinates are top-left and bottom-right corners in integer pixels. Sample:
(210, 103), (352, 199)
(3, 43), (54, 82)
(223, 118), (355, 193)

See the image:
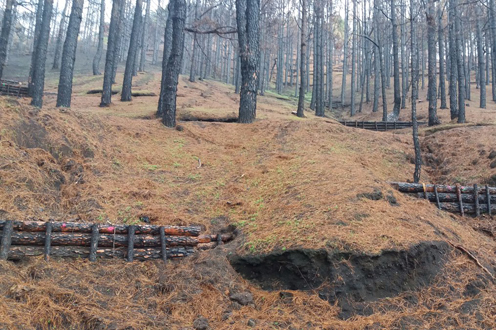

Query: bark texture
(56, 0), (85, 108)
(236, 0), (260, 123)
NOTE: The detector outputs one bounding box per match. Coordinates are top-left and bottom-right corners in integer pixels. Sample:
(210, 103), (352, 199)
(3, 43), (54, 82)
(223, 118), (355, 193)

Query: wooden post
(217, 233), (223, 246)
(456, 184), (464, 216)
(160, 226), (167, 262)
(127, 225), (136, 262)
(89, 224), (99, 262)
(474, 184), (480, 217)
(44, 222), (52, 261)
(0, 220), (13, 260)
(487, 185), (492, 216)
(434, 185), (441, 209)
(375, 122), (378, 131)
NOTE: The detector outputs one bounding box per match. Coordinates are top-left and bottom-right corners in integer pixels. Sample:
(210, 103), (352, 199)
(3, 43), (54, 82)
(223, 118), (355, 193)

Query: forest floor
(0, 69), (495, 329)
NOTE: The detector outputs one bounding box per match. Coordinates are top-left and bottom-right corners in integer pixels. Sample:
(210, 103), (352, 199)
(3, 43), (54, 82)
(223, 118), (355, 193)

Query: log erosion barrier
(0, 220), (233, 262)
(339, 121), (427, 131)
(390, 182), (496, 217)
(0, 80), (29, 97)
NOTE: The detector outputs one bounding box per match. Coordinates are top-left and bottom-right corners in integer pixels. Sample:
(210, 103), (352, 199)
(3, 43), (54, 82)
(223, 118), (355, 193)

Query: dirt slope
(0, 73), (495, 329)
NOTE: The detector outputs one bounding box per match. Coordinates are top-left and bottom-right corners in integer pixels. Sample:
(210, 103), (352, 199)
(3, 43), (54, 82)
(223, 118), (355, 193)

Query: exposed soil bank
(230, 241), (451, 319)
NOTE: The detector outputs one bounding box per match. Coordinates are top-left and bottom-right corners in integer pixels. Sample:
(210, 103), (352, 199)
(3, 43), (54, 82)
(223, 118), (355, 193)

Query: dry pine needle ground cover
(0, 71), (495, 329)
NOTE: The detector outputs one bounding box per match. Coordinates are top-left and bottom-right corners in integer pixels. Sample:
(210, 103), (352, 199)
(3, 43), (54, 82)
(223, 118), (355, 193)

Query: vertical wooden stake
(89, 224), (99, 262)
(474, 184), (480, 217)
(486, 185), (492, 216)
(456, 184), (464, 217)
(434, 185), (441, 209)
(217, 233), (223, 246)
(0, 220), (13, 260)
(44, 222), (52, 261)
(127, 225), (136, 262)
(160, 226), (167, 263)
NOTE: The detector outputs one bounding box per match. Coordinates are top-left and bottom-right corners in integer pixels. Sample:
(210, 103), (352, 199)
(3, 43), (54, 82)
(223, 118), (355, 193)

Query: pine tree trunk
(28, 0), (44, 96)
(236, 0), (260, 123)
(100, 0), (123, 107)
(341, 0), (349, 106)
(427, 0), (440, 126)
(296, 0), (307, 117)
(0, 0), (14, 81)
(157, 3), (174, 117)
(189, 0), (199, 82)
(411, 0), (421, 183)
(327, 0), (334, 110)
(448, 0), (458, 119)
(30, 0), (54, 108)
(121, 0), (143, 102)
(438, 5), (447, 109)
(476, 4), (486, 108)
(490, 0), (496, 101)
(111, 2), (125, 83)
(400, 0), (407, 109)
(92, 0), (105, 75)
(454, 0), (465, 123)
(160, 0), (186, 128)
(138, 0), (150, 72)
(391, 0), (401, 119)
(374, 0), (387, 121)
(52, 0), (70, 70)
(350, 0), (356, 116)
(56, 0), (84, 108)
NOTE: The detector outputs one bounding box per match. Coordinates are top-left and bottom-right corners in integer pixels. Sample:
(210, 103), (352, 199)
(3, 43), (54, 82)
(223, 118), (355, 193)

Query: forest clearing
(0, 0), (496, 328)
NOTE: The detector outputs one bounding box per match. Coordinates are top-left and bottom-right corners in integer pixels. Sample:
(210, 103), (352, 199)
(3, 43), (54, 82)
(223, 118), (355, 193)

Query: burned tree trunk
(52, 0), (70, 70)
(391, 0), (401, 119)
(159, 0), (186, 128)
(121, 0), (143, 102)
(100, 0), (123, 107)
(28, 0), (44, 97)
(30, 0), (54, 108)
(438, 5), (447, 109)
(454, 0), (465, 123)
(92, 0), (105, 75)
(476, 4), (486, 108)
(296, 0), (307, 118)
(0, 0), (14, 81)
(236, 0), (260, 123)
(56, 0), (84, 108)
(427, 0), (440, 126)
(157, 3), (174, 117)
(448, 0), (457, 119)
(411, 0), (421, 183)
(139, 0), (151, 72)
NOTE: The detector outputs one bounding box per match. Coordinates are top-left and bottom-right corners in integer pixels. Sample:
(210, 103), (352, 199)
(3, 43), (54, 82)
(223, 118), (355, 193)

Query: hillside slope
(0, 74), (495, 329)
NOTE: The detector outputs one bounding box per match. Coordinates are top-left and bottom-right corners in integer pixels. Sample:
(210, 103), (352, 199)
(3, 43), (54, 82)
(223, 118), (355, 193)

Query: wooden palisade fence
(339, 121), (427, 131)
(390, 182), (496, 216)
(0, 80), (29, 97)
(0, 220), (233, 262)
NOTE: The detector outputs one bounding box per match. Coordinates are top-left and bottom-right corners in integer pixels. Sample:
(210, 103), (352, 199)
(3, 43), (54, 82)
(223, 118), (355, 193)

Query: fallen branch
(447, 240), (496, 283)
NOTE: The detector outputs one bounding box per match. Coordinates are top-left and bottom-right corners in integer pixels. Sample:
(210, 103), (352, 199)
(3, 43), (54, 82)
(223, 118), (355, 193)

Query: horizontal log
(417, 192), (496, 204)
(439, 202), (495, 215)
(0, 232), (232, 248)
(390, 182), (496, 195)
(0, 220), (202, 236)
(7, 246), (194, 261)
